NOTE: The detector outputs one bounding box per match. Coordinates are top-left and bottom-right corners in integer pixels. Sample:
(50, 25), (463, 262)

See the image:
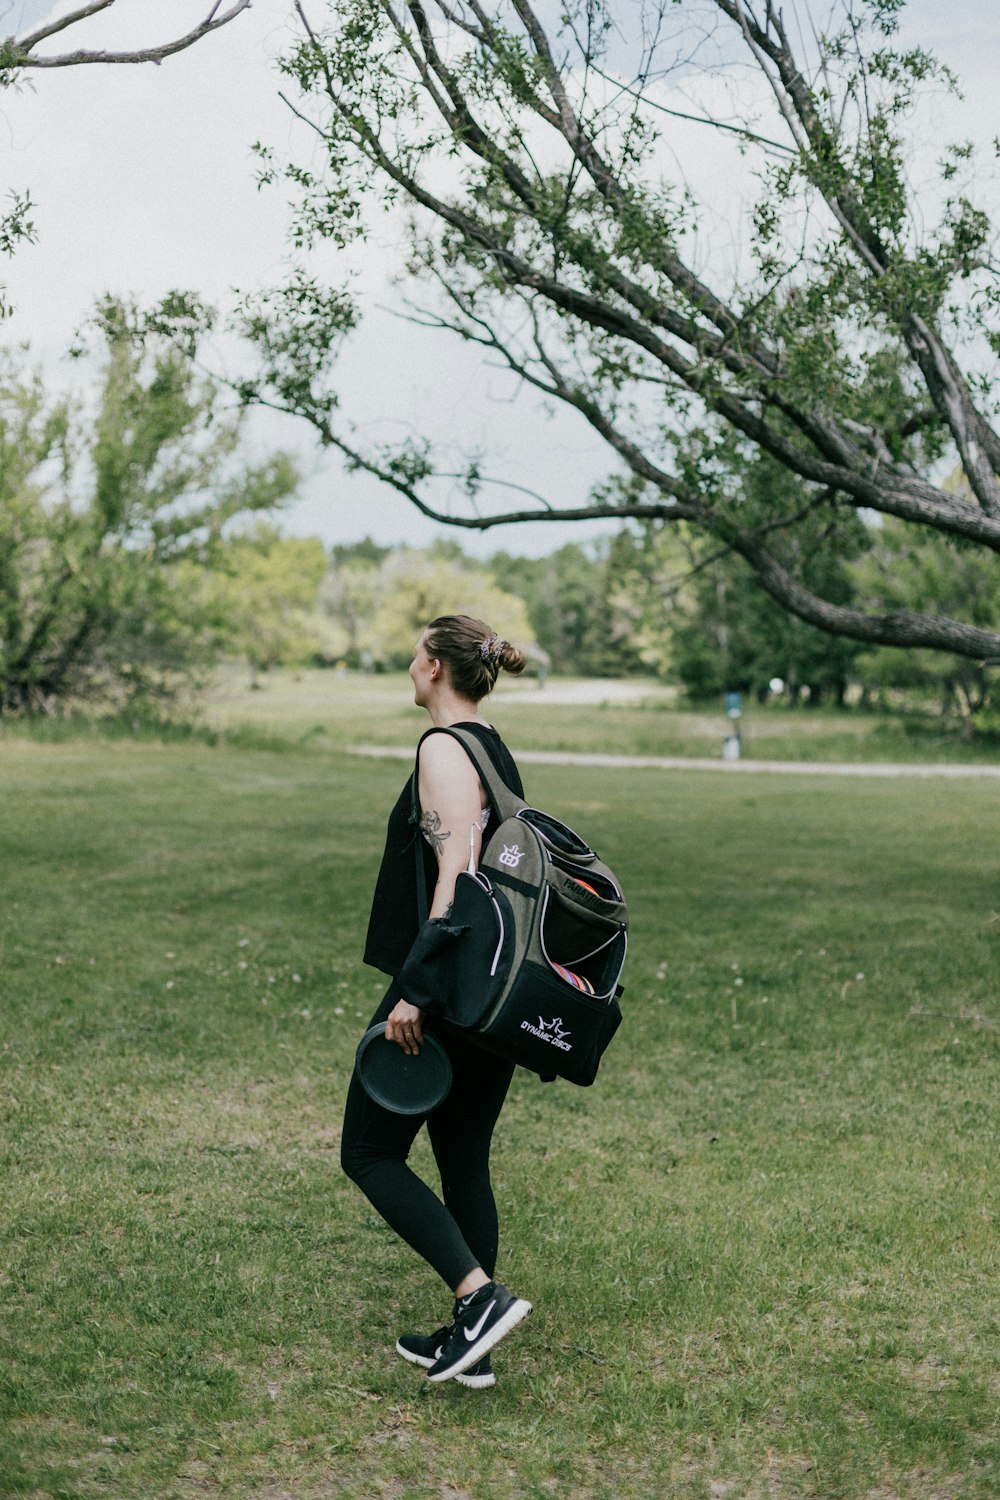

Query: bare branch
(433, 470), (558, 512)
(12, 0), (117, 51)
(8, 0), (252, 70)
(585, 61), (796, 158)
(253, 384), (705, 530)
(428, 0), (487, 44)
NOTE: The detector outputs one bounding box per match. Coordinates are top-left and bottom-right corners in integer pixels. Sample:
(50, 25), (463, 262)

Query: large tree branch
(730, 527), (1000, 659)
(264, 376), (1000, 660)
(6, 1), (252, 70)
(41, 608), (101, 695)
(239, 283), (1000, 664)
(415, 0), (765, 368)
(386, 1), (753, 378)
(326, 432), (706, 529)
(502, 0), (1000, 524)
(295, 51), (1000, 556)
(8, 565), (75, 675)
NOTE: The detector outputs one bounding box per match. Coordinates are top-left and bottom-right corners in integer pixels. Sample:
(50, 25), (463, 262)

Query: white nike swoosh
(463, 1300), (496, 1342)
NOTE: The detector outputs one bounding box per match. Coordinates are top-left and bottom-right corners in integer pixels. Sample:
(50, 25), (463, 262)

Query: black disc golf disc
(355, 1023), (453, 1115)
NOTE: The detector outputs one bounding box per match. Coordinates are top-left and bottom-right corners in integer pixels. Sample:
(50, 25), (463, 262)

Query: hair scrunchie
(479, 634), (507, 663)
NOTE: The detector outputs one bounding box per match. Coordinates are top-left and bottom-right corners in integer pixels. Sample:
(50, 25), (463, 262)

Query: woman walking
(341, 614), (533, 1387)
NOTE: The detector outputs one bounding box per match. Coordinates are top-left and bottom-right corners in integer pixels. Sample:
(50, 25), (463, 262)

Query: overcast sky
(2, 0), (997, 559)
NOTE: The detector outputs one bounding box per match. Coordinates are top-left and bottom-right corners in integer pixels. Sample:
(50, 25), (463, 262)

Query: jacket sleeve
(395, 917), (468, 1016)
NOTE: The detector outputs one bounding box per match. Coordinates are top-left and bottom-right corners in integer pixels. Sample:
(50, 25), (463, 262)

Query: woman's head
(416, 614), (527, 703)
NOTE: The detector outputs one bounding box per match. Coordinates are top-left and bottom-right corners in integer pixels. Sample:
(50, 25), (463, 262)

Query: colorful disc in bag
(355, 1023), (453, 1116)
(551, 962), (596, 994)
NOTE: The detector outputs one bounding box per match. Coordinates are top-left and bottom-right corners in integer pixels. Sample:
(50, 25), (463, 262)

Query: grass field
(2, 682), (999, 1499)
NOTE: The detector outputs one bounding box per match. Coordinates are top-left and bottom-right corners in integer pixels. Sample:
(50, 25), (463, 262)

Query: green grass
(2, 709), (999, 1498)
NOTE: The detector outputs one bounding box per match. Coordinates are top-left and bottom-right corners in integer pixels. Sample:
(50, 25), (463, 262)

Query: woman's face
(409, 633), (438, 707)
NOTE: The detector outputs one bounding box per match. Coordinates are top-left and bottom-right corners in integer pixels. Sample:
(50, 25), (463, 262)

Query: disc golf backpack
(397, 727), (626, 1086)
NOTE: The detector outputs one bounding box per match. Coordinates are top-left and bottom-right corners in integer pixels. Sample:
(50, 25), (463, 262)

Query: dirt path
(497, 680), (669, 705)
(347, 744), (1000, 779)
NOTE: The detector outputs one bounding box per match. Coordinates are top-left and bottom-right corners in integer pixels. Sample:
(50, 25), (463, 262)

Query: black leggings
(341, 984), (516, 1290)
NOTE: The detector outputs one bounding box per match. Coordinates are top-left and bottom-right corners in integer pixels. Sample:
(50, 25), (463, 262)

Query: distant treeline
(322, 531), (996, 725)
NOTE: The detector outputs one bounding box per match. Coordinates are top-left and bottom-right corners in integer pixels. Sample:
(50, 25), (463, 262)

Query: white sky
(2, 0), (997, 559)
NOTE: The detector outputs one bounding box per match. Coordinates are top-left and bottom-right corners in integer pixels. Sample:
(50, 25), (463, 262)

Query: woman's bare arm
(417, 733), (487, 918)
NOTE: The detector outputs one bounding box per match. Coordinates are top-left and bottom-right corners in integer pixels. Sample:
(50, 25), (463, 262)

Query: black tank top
(363, 722), (525, 977)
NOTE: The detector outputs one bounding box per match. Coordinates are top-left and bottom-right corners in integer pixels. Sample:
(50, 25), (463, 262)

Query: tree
(201, 524), (332, 685)
(329, 537), (391, 570)
(320, 543), (535, 667)
(0, 304), (298, 713)
(239, 0), (1000, 667)
(0, 1), (253, 315)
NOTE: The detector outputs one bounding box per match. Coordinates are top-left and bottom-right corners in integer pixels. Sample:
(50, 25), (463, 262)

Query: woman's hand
(385, 999), (425, 1055)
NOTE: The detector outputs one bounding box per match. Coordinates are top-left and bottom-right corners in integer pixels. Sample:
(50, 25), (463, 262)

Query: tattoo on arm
(419, 809), (452, 859)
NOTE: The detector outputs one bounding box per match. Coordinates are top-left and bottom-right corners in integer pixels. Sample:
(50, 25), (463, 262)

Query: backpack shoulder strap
(440, 726), (527, 825)
(411, 725), (525, 826)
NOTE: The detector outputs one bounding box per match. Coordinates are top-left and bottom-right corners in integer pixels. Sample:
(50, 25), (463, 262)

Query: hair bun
(497, 641), (526, 676)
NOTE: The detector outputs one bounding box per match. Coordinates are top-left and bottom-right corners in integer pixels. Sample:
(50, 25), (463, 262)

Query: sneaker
(395, 1325), (496, 1389)
(426, 1282), (531, 1383)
